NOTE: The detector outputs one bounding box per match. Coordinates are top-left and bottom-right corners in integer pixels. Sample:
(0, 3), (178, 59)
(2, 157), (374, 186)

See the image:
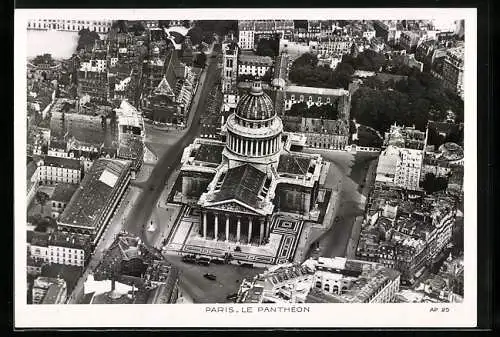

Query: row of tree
(287, 102), (340, 120)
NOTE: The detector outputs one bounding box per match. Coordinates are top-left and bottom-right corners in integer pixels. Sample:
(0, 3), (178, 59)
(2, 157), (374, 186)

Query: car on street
(203, 273), (216, 281)
(197, 256), (211, 266)
(182, 255), (196, 264)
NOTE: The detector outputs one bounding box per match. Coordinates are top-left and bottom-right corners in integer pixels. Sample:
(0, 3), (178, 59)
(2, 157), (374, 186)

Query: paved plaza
(164, 207), (305, 266)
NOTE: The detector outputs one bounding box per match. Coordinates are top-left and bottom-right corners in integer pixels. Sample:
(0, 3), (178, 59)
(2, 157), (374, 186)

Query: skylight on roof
(99, 169), (118, 188)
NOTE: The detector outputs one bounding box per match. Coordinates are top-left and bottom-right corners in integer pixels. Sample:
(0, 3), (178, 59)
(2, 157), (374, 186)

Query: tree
(256, 37), (279, 58)
(35, 191), (50, 214)
(33, 54), (54, 66)
(288, 102), (308, 117)
(158, 20), (170, 29)
(111, 20), (128, 33)
(421, 173), (448, 194)
(130, 22), (146, 36)
(77, 29), (100, 51)
(187, 26), (203, 46)
(193, 52), (207, 68)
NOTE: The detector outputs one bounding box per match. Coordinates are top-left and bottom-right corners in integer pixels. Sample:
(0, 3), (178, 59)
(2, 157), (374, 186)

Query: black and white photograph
(14, 8), (478, 328)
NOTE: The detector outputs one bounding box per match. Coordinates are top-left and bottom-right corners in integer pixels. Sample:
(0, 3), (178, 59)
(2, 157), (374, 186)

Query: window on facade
(300, 95), (304, 101)
(309, 96), (313, 102)
(318, 96), (322, 103)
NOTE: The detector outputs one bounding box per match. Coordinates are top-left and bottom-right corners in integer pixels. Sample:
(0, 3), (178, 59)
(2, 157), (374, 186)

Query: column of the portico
(214, 214), (219, 240)
(248, 217), (253, 244)
(267, 139), (271, 155)
(202, 211), (207, 240)
(265, 219), (270, 238)
(250, 140), (254, 156)
(236, 217), (241, 243)
(225, 215), (230, 242)
(259, 219), (264, 245)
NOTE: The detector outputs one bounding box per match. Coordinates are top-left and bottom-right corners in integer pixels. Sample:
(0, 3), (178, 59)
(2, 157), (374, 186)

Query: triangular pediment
(205, 199), (261, 216)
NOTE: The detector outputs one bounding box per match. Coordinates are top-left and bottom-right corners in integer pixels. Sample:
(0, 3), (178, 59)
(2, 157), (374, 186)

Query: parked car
(203, 273), (216, 281)
(240, 263), (253, 268)
(211, 258), (225, 264)
(197, 256), (211, 266)
(182, 255), (196, 263)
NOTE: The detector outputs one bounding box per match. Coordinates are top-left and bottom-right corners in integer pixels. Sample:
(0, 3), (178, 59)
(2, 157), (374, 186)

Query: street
(166, 255), (264, 303)
(123, 52), (220, 247)
(304, 149), (379, 259)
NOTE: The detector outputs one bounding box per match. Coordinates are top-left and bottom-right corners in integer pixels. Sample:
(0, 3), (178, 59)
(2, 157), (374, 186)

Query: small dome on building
(438, 142), (464, 161)
(272, 78), (286, 89)
(152, 46), (160, 54)
(235, 81), (275, 120)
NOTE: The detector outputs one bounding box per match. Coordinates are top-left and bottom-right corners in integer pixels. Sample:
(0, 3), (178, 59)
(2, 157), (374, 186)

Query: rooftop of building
(448, 167), (464, 185)
(40, 282), (66, 304)
(285, 85), (349, 97)
(118, 133), (143, 160)
(30, 231), (50, 247)
(212, 164), (267, 209)
(385, 124), (426, 150)
(49, 139), (67, 150)
(193, 143), (224, 164)
(91, 291), (134, 304)
(277, 153), (312, 176)
(446, 46), (464, 60)
(306, 287), (344, 303)
(437, 142), (464, 161)
(59, 158), (130, 229)
(49, 231), (93, 250)
(41, 155), (81, 170)
(51, 183), (79, 203)
(239, 52), (274, 66)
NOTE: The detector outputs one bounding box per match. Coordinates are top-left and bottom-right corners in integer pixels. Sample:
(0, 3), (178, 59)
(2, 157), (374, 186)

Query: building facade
(284, 85), (351, 120)
(28, 231), (92, 267)
(441, 47), (464, 99)
(27, 19), (112, 33)
(375, 125), (426, 191)
(37, 156), (82, 185)
(221, 41), (239, 94)
(238, 53), (273, 78)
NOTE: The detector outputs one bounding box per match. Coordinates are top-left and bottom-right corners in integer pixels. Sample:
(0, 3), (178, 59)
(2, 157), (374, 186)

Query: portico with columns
(198, 209), (272, 245)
